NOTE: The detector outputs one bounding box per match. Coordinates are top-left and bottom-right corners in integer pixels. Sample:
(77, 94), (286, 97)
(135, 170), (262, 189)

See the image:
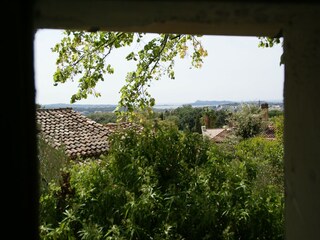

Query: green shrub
(230, 104), (264, 139)
(39, 121), (284, 239)
(37, 136), (71, 194)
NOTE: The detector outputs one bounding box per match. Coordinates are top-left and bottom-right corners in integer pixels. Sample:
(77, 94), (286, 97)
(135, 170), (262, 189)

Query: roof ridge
(37, 107), (73, 111)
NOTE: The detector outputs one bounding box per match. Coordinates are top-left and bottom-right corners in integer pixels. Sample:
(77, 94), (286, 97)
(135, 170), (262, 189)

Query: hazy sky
(34, 29), (284, 105)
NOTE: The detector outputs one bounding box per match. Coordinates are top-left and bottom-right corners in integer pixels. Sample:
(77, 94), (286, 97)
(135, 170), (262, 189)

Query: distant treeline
(39, 101), (283, 118)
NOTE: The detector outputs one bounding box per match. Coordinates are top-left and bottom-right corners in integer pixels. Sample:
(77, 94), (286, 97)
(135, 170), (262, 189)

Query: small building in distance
(201, 126), (231, 143)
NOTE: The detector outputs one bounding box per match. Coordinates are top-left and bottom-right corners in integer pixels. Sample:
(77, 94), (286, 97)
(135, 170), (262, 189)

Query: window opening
(35, 29), (285, 239)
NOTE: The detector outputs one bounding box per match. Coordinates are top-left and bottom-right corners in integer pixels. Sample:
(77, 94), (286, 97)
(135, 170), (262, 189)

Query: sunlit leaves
(52, 31), (208, 119)
(258, 37), (281, 48)
(229, 104), (265, 139)
(258, 36), (284, 65)
(39, 122), (284, 239)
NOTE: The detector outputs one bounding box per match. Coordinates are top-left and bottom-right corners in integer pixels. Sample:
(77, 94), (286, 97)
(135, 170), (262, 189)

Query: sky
(34, 29), (284, 105)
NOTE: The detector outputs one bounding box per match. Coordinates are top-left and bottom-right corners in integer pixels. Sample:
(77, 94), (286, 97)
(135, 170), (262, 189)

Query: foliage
(258, 36), (284, 65)
(230, 104), (265, 139)
(161, 105), (230, 133)
(168, 105), (204, 133)
(258, 37), (281, 48)
(37, 134), (75, 233)
(206, 137), (284, 239)
(202, 107), (216, 129)
(87, 112), (117, 124)
(268, 109), (283, 118)
(163, 114), (180, 127)
(272, 114), (284, 142)
(235, 137), (284, 190)
(52, 31), (208, 119)
(215, 109), (232, 128)
(37, 134), (71, 194)
(199, 107), (231, 129)
(39, 120), (284, 239)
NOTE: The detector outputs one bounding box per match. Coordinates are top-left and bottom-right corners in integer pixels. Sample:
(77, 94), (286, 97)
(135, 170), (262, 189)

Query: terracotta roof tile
(37, 108), (112, 159)
(202, 127), (230, 142)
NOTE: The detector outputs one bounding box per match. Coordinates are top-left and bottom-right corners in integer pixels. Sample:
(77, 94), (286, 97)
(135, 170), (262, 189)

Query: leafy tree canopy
(52, 31), (281, 120)
(52, 31), (208, 119)
(230, 104), (265, 139)
(39, 121), (284, 239)
(258, 36), (281, 48)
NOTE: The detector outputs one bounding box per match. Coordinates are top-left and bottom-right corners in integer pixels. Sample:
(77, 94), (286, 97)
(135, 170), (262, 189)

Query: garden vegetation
(38, 112), (284, 239)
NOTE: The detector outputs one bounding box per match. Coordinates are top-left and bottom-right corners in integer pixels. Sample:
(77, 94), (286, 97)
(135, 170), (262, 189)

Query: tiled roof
(36, 108), (111, 159)
(201, 126), (231, 143)
(202, 128), (226, 139)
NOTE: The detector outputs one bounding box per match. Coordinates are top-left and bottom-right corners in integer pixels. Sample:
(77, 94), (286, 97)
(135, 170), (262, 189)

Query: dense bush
(39, 120), (284, 239)
(37, 136), (71, 194)
(230, 104), (265, 139)
(162, 106), (231, 133)
(268, 109), (283, 118)
(170, 105), (204, 133)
